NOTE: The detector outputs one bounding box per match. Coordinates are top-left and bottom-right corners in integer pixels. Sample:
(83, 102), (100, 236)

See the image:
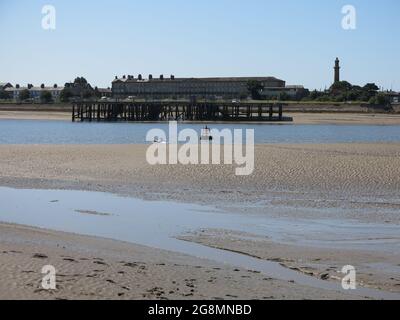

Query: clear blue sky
(1, 0), (399, 90)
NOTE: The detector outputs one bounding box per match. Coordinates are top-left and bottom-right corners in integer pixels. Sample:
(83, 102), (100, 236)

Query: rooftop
(385, 91), (400, 96)
(97, 88), (112, 93)
(113, 76), (285, 83)
(5, 86), (64, 92)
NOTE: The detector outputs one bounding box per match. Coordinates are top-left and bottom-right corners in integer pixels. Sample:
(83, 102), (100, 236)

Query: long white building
(112, 75), (306, 100)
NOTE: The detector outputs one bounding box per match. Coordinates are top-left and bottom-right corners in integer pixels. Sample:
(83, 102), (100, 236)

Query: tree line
(247, 80), (391, 105)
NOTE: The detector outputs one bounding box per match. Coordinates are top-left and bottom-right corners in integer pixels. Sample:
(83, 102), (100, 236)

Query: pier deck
(72, 101), (292, 122)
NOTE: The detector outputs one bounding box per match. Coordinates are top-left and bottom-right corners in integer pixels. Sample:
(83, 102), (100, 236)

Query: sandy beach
(179, 228), (400, 295)
(0, 144), (399, 222)
(0, 143), (399, 299)
(291, 112), (400, 125)
(0, 223), (354, 300)
(0, 111), (71, 121)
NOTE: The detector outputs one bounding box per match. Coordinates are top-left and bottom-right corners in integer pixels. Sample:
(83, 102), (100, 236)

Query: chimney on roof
(149, 74), (153, 80)
(16, 84), (20, 89)
(53, 84), (57, 88)
(171, 75), (175, 80)
(123, 75), (126, 79)
(115, 76), (118, 80)
(40, 84), (45, 89)
(160, 74), (164, 80)
(138, 74), (142, 80)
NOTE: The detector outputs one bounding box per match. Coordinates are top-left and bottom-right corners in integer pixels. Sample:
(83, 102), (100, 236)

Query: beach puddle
(0, 186), (399, 299)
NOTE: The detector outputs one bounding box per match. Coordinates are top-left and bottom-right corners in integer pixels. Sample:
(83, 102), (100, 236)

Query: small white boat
(200, 126), (213, 141)
(153, 137), (167, 144)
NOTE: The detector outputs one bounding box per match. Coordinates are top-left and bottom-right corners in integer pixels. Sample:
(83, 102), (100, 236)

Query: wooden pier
(72, 101), (292, 122)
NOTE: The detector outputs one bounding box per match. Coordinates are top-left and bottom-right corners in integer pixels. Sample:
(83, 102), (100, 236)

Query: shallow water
(0, 186), (399, 299)
(1, 119), (400, 144)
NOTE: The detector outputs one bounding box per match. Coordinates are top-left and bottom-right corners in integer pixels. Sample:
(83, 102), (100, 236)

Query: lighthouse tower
(334, 57), (340, 83)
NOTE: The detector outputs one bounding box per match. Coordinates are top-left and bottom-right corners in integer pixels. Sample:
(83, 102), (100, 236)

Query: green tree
(369, 93), (389, 105)
(0, 91), (10, 100)
(359, 91), (371, 102)
(316, 95), (330, 102)
(363, 83), (379, 92)
(346, 90), (359, 101)
(247, 80), (263, 100)
(309, 90), (322, 100)
(334, 93), (347, 102)
(94, 87), (100, 98)
(330, 81), (352, 92)
(73, 77), (88, 86)
(40, 90), (53, 103)
(82, 89), (94, 99)
(60, 88), (73, 102)
(362, 83), (379, 101)
(72, 77), (94, 100)
(19, 89), (30, 101)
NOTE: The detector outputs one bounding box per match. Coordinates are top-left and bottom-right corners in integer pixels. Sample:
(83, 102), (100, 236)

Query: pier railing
(72, 101), (292, 122)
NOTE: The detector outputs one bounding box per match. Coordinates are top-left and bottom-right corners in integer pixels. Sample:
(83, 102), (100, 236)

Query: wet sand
(0, 223), (354, 300)
(0, 144), (399, 223)
(179, 229), (400, 294)
(0, 143), (399, 299)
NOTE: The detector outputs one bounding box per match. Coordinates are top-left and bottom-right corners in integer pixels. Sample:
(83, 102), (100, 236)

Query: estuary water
(0, 119), (400, 144)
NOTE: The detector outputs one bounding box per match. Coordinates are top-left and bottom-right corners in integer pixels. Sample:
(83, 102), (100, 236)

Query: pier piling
(72, 101), (292, 122)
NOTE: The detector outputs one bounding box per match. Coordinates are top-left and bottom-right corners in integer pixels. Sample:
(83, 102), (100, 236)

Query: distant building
(0, 82), (13, 99)
(262, 85), (307, 100)
(112, 75), (306, 100)
(385, 91), (400, 104)
(0, 82), (13, 91)
(4, 84), (64, 102)
(96, 87), (112, 97)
